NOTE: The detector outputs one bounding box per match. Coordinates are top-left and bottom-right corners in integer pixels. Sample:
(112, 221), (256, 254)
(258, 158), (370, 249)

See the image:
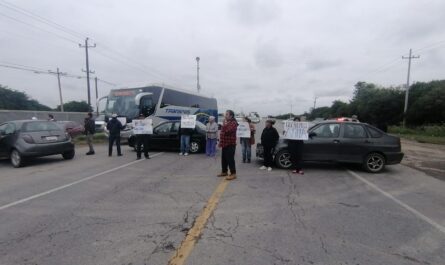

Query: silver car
(0, 120), (75, 167)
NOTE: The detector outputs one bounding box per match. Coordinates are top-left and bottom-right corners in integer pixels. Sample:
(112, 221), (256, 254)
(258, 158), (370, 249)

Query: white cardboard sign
(284, 121), (309, 140)
(181, 115), (197, 129)
(133, 119), (153, 135)
(117, 117), (127, 126)
(236, 122), (251, 138)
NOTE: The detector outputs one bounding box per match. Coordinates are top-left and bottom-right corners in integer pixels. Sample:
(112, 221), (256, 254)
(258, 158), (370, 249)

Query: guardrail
(0, 110), (88, 124)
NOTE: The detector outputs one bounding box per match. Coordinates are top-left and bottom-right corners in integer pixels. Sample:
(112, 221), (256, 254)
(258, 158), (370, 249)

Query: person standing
(84, 112), (96, 155)
(260, 120), (279, 171)
(48, 114), (56, 121)
(179, 125), (194, 156)
(135, 114), (150, 160)
(288, 116), (304, 174)
(205, 116), (218, 157)
(240, 117), (256, 163)
(107, 114), (125, 157)
(218, 110), (238, 180)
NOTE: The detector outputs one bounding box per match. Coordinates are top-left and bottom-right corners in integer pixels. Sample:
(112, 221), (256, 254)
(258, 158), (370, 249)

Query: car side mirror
(309, 132), (317, 138)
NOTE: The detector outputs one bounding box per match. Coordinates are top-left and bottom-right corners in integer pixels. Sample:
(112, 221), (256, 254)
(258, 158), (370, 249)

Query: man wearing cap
(106, 114), (125, 156)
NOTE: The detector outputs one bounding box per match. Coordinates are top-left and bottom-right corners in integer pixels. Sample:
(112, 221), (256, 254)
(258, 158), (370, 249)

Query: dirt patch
(401, 139), (445, 181)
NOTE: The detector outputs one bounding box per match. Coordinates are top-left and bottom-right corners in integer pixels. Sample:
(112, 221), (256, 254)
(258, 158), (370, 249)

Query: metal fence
(0, 110), (88, 124)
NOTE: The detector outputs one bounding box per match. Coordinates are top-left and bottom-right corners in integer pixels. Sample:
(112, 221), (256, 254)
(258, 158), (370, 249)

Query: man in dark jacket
(217, 110), (238, 180)
(84, 112), (95, 155)
(260, 119), (279, 171)
(107, 114), (125, 156)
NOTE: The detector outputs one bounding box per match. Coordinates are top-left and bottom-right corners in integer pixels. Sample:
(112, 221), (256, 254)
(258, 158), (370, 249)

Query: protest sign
(284, 121), (309, 140)
(133, 119), (153, 134)
(181, 115), (197, 129)
(236, 122), (251, 138)
(117, 117), (127, 126)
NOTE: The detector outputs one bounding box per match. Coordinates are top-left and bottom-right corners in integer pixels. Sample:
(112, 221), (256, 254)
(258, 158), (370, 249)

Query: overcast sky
(1, 0), (445, 115)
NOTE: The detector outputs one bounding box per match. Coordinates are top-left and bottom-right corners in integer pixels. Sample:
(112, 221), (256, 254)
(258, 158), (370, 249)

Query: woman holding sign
(240, 117), (256, 163)
(260, 120), (279, 171)
(288, 117), (304, 174)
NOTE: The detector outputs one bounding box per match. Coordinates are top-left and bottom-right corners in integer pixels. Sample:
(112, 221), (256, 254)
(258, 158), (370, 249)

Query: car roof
(315, 120), (369, 126)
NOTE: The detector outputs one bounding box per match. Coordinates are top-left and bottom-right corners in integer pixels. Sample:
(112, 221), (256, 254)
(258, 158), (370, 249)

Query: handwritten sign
(133, 119), (153, 134)
(236, 122), (251, 138)
(117, 117), (127, 126)
(181, 115), (197, 129)
(284, 121), (309, 140)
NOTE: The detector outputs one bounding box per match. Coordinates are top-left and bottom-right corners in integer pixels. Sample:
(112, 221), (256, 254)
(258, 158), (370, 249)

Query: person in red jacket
(217, 110), (238, 180)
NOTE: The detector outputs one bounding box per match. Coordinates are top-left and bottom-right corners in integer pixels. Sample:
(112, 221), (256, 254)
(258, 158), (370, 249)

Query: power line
(0, 0), (85, 39)
(0, 12), (79, 44)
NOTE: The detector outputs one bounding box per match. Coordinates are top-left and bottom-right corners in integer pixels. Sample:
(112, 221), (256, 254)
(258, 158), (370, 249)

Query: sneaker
(259, 166), (267, 170)
(226, 174), (237, 181)
(179, 153), (183, 156)
(292, 170), (298, 174)
(86, 151), (95, 155)
(217, 172), (228, 177)
(298, 170), (304, 175)
(267, 167), (272, 171)
(117, 154), (123, 157)
(184, 153), (189, 156)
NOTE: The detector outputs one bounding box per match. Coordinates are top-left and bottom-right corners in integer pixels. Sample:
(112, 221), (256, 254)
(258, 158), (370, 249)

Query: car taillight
(22, 134), (34, 144)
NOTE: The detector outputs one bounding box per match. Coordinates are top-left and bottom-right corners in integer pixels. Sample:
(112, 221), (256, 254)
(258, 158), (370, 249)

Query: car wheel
(275, 150), (292, 169)
(189, 141), (201, 153)
(10, 149), (24, 168)
(62, 150), (75, 160)
(363, 152), (385, 173)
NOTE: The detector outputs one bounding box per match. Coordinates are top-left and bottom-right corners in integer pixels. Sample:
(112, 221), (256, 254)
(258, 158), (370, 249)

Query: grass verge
(389, 125), (445, 145)
(73, 132), (108, 145)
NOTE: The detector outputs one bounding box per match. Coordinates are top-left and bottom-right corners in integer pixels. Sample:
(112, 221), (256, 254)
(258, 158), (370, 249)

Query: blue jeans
(240, 138), (251, 161)
(206, 138), (217, 156)
(180, 135), (191, 154)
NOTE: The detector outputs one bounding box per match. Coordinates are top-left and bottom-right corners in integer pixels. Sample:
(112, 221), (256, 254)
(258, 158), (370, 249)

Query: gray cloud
(0, 0), (444, 116)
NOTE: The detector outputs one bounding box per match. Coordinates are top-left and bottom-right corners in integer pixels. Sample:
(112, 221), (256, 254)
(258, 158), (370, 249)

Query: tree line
(274, 80), (445, 127)
(0, 85), (93, 112)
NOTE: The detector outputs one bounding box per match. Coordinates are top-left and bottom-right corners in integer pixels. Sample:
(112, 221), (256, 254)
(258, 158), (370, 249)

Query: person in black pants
(107, 114), (125, 156)
(288, 117), (304, 174)
(135, 114), (150, 159)
(260, 120), (279, 171)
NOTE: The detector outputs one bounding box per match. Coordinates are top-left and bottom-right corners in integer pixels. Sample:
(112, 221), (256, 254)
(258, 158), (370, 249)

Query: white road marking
(347, 169), (445, 234)
(0, 152), (164, 211)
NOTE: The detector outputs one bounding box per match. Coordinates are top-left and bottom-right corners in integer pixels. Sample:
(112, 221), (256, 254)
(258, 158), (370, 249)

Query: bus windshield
(105, 95), (140, 118)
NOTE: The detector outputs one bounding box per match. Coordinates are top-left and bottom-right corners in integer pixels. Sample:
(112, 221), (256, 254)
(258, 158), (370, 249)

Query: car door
(168, 122), (181, 149)
(338, 123), (371, 163)
(151, 122), (173, 150)
(0, 123), (15, 157)
(304, 123), (341, 161)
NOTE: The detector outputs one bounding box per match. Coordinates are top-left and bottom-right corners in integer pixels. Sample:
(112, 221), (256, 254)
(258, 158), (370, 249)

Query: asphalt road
(0, 142), (444, 264)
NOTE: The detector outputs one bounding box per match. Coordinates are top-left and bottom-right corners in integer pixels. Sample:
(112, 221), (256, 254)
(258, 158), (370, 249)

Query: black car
(128, 120), (207, 153)
(256, 121), (404, 173)
(0, 120), (75, 167)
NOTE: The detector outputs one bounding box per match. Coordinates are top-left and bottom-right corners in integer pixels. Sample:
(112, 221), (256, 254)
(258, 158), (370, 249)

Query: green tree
(56, 101), (92, 112)
(0, 85), (51, 110)
(407, 80), (445, 125)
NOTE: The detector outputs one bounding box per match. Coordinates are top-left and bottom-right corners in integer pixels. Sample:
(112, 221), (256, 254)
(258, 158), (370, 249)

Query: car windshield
(23, 121), (61, 132)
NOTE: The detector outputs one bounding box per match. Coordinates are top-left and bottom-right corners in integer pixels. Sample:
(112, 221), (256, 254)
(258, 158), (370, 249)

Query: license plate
(45, 136), (58, 141)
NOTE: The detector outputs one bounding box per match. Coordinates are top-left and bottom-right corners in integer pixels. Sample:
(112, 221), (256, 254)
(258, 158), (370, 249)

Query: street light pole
(196, 57), (200, 93)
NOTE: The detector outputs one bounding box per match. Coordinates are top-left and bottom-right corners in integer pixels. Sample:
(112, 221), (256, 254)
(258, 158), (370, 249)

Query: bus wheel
(190, 141), (201, 153)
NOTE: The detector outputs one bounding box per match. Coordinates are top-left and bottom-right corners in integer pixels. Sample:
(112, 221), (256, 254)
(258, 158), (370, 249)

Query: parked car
(94, 114), (106, 132)
(256, 121), (404, 173)
(0, 120), (75, 167)
(57, 121), (84, 138)
(128, 120), (207, 153)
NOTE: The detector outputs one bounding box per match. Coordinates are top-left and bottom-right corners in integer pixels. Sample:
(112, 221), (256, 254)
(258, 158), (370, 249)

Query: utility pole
(79, 37), (96, 106)
(313, 96), (318, 111)
(196, 57), (200, 93)
(402, 48), (420, 127)
(290, 102), (293, 119)
(94, 76), (99, 115)
(48, 68), (67, 112)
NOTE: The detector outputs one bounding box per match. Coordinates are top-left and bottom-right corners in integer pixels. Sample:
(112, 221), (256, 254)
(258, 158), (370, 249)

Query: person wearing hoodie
(106, 114), (125, 156)
(260, 119), (279, 171)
